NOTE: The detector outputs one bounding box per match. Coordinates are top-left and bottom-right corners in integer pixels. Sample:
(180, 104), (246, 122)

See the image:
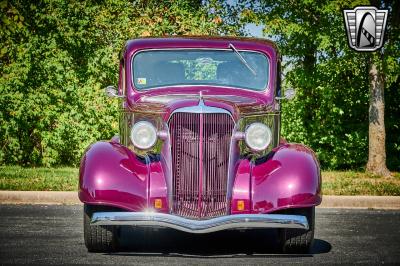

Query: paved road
(0, 205), (399, 265)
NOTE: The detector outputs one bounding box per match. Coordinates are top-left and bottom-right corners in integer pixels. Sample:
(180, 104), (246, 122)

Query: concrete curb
(0, 191), (80, 205)
(319, 195), (400, 209)
(1, 191), (400, 209)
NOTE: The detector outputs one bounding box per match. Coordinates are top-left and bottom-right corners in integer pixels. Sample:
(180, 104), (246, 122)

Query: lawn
(0, 166), (78, 191)
(0, 166), (399, 195)
(322, 171), (400, 196)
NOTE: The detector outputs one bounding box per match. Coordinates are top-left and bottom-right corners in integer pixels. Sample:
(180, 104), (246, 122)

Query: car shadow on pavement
(107, 226), (332, 258)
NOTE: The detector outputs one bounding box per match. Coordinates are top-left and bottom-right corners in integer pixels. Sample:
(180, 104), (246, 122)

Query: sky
(245, 23), (264, 37)
(224, 0), (264, 38)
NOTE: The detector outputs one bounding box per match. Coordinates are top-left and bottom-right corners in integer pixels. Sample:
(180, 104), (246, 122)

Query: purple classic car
(79, 36), (322, 253)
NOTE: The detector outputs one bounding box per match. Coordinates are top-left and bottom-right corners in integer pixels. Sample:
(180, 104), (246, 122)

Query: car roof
(122, 36), (278, 58)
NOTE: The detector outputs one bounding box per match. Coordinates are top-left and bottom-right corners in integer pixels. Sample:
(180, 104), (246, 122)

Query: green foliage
(2, 0), (398, 171)
(243, 0), (400, 170)
(0, 0), (240, 166)
(386, 73), (400, 171)
(181, 60), (219, 80)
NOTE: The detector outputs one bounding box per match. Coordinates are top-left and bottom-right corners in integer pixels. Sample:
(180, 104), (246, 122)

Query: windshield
(132, 49), (269, 91)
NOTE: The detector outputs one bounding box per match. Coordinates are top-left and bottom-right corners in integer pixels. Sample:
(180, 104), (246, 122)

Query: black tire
(279, 207), (315, 253)
(83, 204), (118, 252)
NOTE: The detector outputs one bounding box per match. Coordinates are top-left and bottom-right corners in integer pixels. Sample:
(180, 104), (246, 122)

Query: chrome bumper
(91, 212), (309, 234)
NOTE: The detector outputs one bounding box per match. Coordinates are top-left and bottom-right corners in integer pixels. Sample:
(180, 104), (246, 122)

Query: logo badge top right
(343, 6), (388, 52)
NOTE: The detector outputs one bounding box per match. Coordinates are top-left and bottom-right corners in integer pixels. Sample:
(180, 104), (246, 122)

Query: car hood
(128, 86), (275, 121)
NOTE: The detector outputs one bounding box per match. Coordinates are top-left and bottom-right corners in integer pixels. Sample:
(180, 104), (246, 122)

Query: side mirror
(104, 85), (124, 98)
(276, 88), (296, 101)
(284, 88), (296, 100)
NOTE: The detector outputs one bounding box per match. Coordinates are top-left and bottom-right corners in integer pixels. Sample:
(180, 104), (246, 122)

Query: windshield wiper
(229, 43), (257, 76)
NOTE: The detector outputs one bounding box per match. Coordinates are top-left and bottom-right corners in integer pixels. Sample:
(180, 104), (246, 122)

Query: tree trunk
(366, 61), (391, 177)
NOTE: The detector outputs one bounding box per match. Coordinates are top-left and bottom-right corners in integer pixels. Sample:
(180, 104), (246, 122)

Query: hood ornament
(199, 90), (204, 103)
(198, 90), (206, 107)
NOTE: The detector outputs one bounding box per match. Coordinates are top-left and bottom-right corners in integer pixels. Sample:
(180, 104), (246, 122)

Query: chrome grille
(169, 112), (234, 219)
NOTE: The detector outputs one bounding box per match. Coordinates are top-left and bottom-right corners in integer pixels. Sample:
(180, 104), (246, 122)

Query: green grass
(322, 171), (400, 196)
(0, 166), (400, 195)
(0, 166), (78, 191)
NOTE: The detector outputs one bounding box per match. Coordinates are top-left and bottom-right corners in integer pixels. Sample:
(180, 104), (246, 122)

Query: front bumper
(91, 212), (309, 234)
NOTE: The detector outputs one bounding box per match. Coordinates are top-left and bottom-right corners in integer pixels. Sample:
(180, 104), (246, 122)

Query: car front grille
(169, 112), (234, 219)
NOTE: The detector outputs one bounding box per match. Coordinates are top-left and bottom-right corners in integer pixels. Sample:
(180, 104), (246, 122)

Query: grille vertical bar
(169, 112), (234, 219)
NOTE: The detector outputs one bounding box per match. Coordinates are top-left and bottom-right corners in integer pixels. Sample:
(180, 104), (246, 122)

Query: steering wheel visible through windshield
(132, 49), (269, 91)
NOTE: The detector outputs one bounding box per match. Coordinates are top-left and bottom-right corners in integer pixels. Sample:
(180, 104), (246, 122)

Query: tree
(366, 0), (399, 177)
(0, 0), (242, 166)
(367, 56), (390, 176)
(241, 0), (399, 173)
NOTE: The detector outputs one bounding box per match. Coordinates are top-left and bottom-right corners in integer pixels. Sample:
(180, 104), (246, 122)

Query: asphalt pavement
(0, 205), (399, 265)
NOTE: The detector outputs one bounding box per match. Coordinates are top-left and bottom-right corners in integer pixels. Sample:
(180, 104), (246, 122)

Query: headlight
(244, 123), (272, 151)
(130, 121), (157, 150)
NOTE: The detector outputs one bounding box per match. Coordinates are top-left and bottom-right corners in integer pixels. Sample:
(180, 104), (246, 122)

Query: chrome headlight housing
(130, 121), (157, 150)
(244, 122), (272, 151)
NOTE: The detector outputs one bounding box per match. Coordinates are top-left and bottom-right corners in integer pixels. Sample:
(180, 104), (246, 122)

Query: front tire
(83, 204), (118, 252)
(279, 207), (315, 253)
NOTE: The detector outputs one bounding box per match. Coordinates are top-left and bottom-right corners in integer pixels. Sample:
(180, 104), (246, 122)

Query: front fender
(79, 141), (151, 211)
(251, 143), (322, 213)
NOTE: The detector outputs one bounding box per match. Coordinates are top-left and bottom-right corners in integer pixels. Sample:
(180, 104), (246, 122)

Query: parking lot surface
(0, 205), (399, 264)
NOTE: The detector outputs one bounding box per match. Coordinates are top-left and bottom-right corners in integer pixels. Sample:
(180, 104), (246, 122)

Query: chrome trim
(226, 123), (241, 209)
(167, 99), (235, 217)
(167, 98), (235, 125)
(170, 98), (232, 117)
(105, 85), (125, 99)
(91, 212), (309, 234)
(157, 122), (174, 213)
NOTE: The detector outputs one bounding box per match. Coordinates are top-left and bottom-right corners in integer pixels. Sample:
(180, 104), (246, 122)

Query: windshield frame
(130, 48), (271, 92)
